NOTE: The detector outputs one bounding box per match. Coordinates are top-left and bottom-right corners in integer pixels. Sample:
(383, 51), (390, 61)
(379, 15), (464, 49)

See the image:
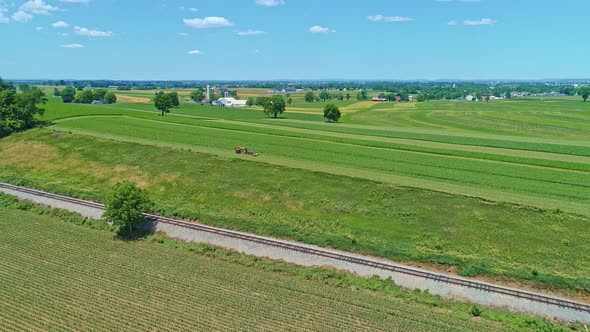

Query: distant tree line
(0, 78), (46, 138)
(55, 87), (117, 104)
(7, 79), (590, 103)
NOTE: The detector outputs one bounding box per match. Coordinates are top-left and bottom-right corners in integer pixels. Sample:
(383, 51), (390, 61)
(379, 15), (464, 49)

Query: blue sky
(1, 0), (589, 80)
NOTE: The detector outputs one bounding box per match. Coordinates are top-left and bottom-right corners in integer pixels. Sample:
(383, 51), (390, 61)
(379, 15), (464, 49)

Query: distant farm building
(269, 87), (299, 94)
(372, 95), (388, 102)
(212, 97), (248, 107)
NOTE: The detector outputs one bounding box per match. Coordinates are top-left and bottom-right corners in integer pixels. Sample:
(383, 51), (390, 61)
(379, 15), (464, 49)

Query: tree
(74, 91), (83, 102)
(53, 88), (60, 97)
(416, 92), (430, 102)
(345, 93), (350, 100)
(167, 91), (180, 107)
(246, 97), (255, 106)
(255, 96), (269, 106)
(60, 86), (76, 103)
(190, 89), (205, 102)
(76, 90), (94, 104)
(323, 104), (341, 123)
(579, 87), (590, 102)
(398, 91), (409, 102)
(357, 91), (368, 100)
(287, 97), (293, 104)
(92, 88), (108, 101)
(263, 95), (286, 118)
(319, 90), (330, 101)
(228, 90), (239, 99)
(154, 92), (173, 116)
(304, 91), (315, 102)
(209, 93), (220, 102)
(104, 181), (152, 236)
(0, 80), (46, 138)
(103, 92), (117, 104)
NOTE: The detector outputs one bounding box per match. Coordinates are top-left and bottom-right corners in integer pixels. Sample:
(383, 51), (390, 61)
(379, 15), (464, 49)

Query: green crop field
(0, 200), (551, 332)
(1, 95), (590, 297)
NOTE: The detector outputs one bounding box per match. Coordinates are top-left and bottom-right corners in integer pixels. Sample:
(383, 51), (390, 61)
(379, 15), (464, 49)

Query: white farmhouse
(211, 97), (248, 107)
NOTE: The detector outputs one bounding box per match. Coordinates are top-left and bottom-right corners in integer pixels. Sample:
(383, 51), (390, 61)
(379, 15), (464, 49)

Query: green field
(1, 95), (590, 296)
(0, 199), (554, 332)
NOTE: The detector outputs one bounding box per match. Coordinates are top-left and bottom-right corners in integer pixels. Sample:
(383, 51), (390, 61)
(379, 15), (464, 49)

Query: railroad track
(1, 182), (589, 315)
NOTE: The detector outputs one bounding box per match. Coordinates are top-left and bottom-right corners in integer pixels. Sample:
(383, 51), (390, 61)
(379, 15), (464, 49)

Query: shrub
(471, 304), (482, 317)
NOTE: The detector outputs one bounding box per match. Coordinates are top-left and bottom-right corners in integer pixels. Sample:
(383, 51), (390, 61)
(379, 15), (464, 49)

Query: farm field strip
(482, 111), (590, 131)
(52, 116), (590, 199)
(72, 111), (590, 173)
(182, 117), (590, 167)
(99, 101), (590, 145)
(51, 108), (590, 166)
(0, 207), (508, 332)
(427, 112), (590, 138)
(46, 124), (590, 216)
(268, 118), (590, 148)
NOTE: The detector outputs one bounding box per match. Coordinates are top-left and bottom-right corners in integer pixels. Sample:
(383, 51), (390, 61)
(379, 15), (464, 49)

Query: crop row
(0, 209), (503, 331)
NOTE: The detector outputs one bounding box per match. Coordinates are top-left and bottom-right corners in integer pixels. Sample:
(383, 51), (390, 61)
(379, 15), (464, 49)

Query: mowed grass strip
(1, 130), (589, 295)
(0, 206), (513, 332)
(123, 114), (590, 169)
(52, 116), (590, 207)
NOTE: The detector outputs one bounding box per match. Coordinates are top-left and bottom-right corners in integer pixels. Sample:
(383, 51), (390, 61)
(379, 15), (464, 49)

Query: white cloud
(447, 20), (458, 26)
(62, 43), (83, 48)
(59, 0), (90, 2)
(52, 20), (68, 27)
(0, 7), (9, 23)
(237, 29), (265, 36)
(178, 32), (188, 36)
(368, 15), (413, 22)
(255, 0), (285, 6)
(58, 32), (68, 36)
(20, 0), (58, 15)
(188, 7), (198, 12)
(463, 18), (496, 25)
(35, 25), (43, 30)
(183, 16), (233, 28)
(74, 26), (112, 37)
(309, 25), (334, 33)
(12, 11), (33, 22)
(187, 50), (202, 55)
